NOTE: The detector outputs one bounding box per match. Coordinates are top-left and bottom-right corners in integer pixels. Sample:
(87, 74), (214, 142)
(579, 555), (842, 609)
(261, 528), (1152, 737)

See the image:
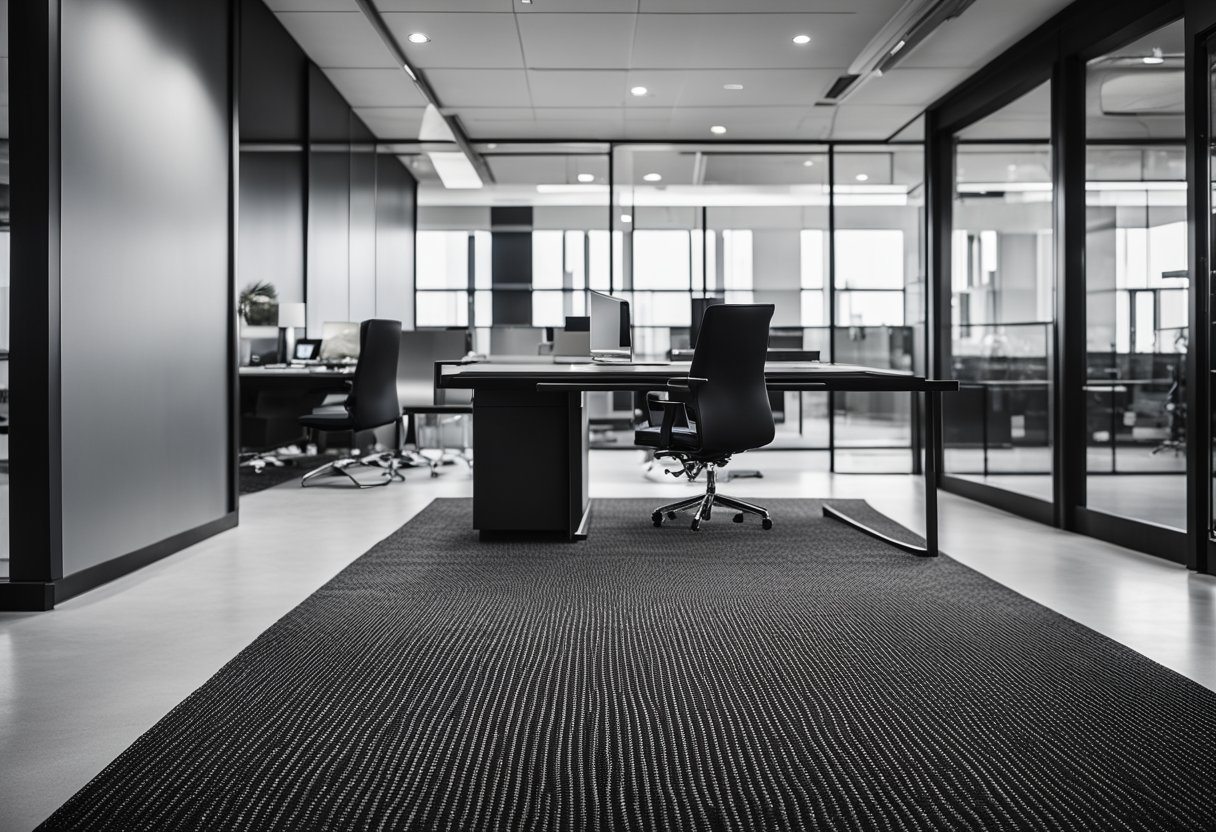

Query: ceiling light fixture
(1143, 48), (1164, 65)
(821, 0), (977, 104)
(803, 160), (815, 167)
(792, 34), (811, 45)
(643, 173), (662, 182)
(710, 125), (727, 135)
(407, 32), (430, 44)
(855, 173), (869, 182)
(621, 214), (633, 224)
(630, 86), (648, 96)
(724, 83), (744, 90)
(578, 173), (595, 183)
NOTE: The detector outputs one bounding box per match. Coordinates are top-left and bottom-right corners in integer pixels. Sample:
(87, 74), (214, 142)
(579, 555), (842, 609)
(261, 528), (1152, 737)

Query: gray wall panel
(375, 155), (416, 328)
(58, 0), (232, 575)
(239, 152), (305, 303)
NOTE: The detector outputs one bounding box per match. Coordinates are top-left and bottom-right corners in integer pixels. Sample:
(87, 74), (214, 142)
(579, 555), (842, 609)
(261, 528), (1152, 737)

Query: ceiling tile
(427, 69), (532, 107)
(275, 12), (398, 68)
(352, 106), (427, 139)
(641, 0), (894, 10)
(632, 13), (884, 70)
(828, 104), (923, 140)
(516, 13), (637, 69)
(844, 69), (967, 106)
(322, 68), (426, 107)
(517, 0), (638, 10)
(527, 70), (629, 108)
(670, 69), (841, 107)
(264, 0), (358, 10)
(897, 0), (1073, 69)
(378, 0), (510, 9)
(384, 13), (525, 69)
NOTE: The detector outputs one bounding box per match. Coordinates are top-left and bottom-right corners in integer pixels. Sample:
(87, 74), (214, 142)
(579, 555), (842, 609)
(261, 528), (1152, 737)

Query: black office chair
(637, 304), (776, 531)
(299, 319), (405, 488)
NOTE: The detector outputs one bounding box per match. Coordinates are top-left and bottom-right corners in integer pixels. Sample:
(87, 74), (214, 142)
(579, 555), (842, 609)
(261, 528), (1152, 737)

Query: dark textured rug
(38, 499), (1216, 831)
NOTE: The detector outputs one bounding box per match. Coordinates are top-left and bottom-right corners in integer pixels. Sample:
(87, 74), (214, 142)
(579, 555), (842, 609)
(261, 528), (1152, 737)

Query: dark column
(6, 0), (62, 607)
(491, 207), (533, 325)
(1051, 54), (1088, 531)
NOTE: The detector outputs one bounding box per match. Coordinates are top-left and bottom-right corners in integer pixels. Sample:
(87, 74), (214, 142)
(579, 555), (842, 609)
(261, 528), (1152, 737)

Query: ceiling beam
(352, 0), (495, 185)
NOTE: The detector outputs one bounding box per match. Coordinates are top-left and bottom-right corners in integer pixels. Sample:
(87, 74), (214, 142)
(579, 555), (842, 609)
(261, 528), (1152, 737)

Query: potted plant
(239, 281), (278, 326)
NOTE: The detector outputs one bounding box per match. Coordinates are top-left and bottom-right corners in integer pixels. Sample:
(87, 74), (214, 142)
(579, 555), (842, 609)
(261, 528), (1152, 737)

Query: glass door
(1082, 20), (1187, 533)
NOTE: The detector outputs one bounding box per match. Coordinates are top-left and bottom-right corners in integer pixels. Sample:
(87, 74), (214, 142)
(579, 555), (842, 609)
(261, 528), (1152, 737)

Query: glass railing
(944, 322), (1053, 486)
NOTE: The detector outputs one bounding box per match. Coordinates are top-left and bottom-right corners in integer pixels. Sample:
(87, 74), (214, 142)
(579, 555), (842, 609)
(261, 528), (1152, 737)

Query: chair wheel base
(733, 513), (744, 523)
(762, 518), (773, 530)
(666, 511), (677, 520)
(651, 511), (663, 527)
(690, 519), (700, 532)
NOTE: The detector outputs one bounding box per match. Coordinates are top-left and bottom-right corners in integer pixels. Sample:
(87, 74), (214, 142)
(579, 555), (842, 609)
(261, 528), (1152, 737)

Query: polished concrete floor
(2, 451), (1214, 831)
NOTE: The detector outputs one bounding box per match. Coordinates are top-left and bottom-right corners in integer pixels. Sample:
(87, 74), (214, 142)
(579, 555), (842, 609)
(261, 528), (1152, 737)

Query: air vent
(823, 74), (861, 101)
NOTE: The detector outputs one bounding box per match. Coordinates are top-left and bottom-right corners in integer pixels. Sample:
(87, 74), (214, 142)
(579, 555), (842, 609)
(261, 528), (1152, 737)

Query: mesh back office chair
(299, 319), (405, 488)
(636, 304), (776, 531)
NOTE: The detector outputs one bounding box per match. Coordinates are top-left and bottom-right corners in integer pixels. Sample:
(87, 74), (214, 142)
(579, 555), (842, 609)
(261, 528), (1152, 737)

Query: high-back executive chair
(636, 304), (776, 531)
(299, 319), (405, 488)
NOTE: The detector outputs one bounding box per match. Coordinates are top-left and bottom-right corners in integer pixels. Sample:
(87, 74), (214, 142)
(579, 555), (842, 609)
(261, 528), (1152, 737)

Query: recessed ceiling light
(855, 173), (869, 182)
(621, 214), (633, 224)
(792, 34), (811, 45)
(577, 173), (595, 183)
(407, 32), (430, 44)
(802, 160), (815, 167)
(724, 83), (744, 91)
(1143, 48), (1164, 65)
(710, 125), (727, 135)
(643, 173), (662, 182)
(630, 86), (648, 96)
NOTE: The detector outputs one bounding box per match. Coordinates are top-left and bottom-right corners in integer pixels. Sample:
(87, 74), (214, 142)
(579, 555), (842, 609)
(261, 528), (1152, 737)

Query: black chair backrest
(349, 319), (403, 430)
(688, 304), (775, 456)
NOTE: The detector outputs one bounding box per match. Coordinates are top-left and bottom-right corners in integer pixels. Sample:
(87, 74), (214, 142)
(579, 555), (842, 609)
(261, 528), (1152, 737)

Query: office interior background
(3, 0), (1213, 589)
(2, 0), (1216, 827)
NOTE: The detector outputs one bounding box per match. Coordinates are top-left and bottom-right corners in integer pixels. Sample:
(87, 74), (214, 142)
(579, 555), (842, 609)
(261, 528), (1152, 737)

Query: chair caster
(733, 513), (744, 523)
(690, 519), (701, 532)
(762, 518), (773, 530)
(666, 511), (677, 520)
(652, 510), (663, 527)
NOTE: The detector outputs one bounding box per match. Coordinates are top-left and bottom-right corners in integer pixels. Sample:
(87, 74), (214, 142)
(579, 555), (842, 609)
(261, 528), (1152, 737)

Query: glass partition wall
(1084, 20), (1187, 531)
(929, 2), (1213, 567)
(944, 82), (1056, 503)
(1, 0), (9, 582)
(612, 143), (924, 470)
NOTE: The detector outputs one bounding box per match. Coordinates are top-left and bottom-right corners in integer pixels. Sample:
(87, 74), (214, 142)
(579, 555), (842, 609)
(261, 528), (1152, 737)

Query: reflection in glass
(1085, 19), (1186, 530)
(944, 81), (1054, 501)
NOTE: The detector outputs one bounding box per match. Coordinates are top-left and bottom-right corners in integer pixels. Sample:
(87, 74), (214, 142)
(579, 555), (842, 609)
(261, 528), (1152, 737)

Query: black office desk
(439, 360), (959, 556)
(238, 366), (354, 449)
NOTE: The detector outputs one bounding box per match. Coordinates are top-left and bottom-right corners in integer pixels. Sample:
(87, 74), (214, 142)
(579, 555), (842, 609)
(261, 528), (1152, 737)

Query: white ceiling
(267, 0), (1079, 142)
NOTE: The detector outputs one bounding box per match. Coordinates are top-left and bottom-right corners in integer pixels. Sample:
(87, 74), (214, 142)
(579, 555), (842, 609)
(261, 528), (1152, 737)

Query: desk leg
(822, 388), (940, 558)
(925, 389), (940, 557)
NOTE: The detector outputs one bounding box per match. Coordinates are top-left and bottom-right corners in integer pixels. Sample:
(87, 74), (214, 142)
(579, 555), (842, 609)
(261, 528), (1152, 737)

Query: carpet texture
(38, 499), (1216, 831)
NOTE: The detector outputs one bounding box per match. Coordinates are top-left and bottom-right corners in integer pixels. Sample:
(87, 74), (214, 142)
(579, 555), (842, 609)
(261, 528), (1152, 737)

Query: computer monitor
(589, 291), (631, 362)
(294, 339), (321, 361)
(319, 321), (360, 362)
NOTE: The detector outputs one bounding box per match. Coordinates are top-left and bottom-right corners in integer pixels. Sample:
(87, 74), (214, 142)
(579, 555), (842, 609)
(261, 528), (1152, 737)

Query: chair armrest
(665, 376), (708, 392)
(650, 399), (690, 447)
